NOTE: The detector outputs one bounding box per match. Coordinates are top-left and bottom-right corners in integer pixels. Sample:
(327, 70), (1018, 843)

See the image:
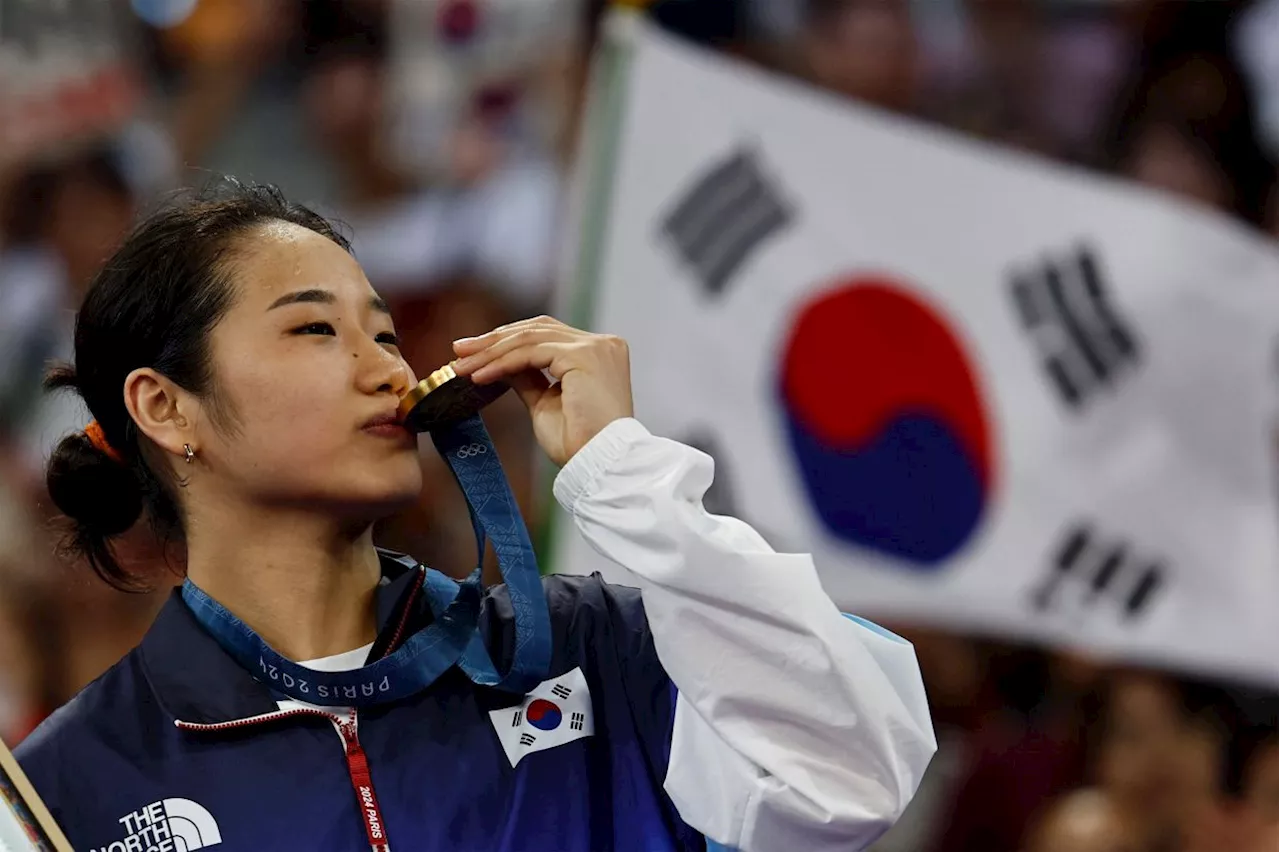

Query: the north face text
(91, 803), (173, 852)
(90, 798), (221, 852)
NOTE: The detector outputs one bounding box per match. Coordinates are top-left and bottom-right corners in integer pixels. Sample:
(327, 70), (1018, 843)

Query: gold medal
(397, 361), (510, 433)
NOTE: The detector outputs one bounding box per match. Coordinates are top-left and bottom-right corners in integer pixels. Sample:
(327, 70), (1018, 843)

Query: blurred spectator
(1033, 3), (1134, 158)
(1022, 788), (1141, 852)
(800, 0), (920, 113)
(155, 0), (297, 172)
(0, 148), (136, 479)
(1108, 50), (1273, 226)
(1093, 672), (1197, 850)
(1242, 735), (1278, 823)
(931, 649), (1101, 852)
(913, 2), (1132, 162)
(1089, 670), (1269, 852)
(936, 0), (1053, 151)
(298, 2), (567, 307)
(1118, 111), (1239, 214)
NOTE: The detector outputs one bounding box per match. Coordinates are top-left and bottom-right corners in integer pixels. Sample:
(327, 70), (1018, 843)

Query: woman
(16, 182), (934, 852)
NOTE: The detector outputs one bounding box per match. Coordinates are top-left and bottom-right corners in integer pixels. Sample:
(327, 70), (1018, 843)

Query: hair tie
(84, 420), (125, 465)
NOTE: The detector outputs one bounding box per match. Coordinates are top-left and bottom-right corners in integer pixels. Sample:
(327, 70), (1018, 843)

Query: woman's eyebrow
(267, 290), (391, 315)
(267, 289), (335, 311)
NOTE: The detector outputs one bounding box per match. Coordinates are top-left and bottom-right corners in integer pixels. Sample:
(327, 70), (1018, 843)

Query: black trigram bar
(661, 147), (792, 296)
(1031, 525), (1092, 611)
(511, 711), (523, 728)
(519, 732), (537, 747)
(1031, 523), (1165, 620)
(551, 684), (572, 700)
(570, 712), (585, 731)
(1082, 543), (1127, 602)
(1123, 564), (1163, 619)
(1009, 245), (1141, 409)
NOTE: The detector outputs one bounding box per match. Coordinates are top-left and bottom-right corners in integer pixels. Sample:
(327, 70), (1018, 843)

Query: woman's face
(194, 222), (421, 520)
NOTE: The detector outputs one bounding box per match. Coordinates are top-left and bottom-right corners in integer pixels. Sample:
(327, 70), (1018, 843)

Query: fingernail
(454, 355), (473, 371)
(453, 336), (477, 346)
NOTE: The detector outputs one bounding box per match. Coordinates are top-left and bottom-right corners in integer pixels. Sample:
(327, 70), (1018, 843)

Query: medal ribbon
(182, 415), (552, 705)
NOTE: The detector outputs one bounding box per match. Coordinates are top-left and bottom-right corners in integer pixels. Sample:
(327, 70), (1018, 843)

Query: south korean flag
(489, 667), (594, 767)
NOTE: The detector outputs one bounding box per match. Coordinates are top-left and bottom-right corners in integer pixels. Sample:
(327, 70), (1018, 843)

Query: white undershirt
(275, 642), (376, 717)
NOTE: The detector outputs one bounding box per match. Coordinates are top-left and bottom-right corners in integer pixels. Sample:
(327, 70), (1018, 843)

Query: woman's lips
(362, 408), (415, 445)
(364, 422), (409, 436)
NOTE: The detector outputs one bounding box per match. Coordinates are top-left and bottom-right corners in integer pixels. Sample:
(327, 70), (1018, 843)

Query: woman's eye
(293, 322), (337, 337)
(376, 332), (401, 346)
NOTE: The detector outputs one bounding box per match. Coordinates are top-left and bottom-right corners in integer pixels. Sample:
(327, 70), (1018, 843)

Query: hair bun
(46, 431), (143, 538)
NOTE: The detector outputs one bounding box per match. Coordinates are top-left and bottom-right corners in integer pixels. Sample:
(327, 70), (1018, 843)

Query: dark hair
(44, 179), (351, 590)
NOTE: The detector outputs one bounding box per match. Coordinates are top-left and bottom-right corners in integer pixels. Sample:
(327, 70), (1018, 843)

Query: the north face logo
(90, 798), (221, 852)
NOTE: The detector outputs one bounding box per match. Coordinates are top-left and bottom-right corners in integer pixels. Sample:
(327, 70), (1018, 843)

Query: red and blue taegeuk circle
(526, 699), (563, 731)
(778, 276), (995, 567)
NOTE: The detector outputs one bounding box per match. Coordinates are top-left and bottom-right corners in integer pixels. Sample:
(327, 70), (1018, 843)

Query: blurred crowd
(0, 1), (1275, 851)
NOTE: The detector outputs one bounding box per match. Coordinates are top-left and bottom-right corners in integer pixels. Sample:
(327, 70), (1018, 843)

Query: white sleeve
(554, 418), (937, 852)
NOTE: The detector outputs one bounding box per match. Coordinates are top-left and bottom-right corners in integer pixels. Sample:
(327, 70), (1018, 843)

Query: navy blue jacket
(17, 552), (708, 852)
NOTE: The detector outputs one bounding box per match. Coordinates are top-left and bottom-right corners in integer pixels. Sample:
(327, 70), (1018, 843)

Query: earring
(184, 444), (196, 464)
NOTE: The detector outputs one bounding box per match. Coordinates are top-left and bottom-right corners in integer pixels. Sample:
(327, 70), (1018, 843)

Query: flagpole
(539, 0), (649, 574)
(1269, 335), (1280, 555)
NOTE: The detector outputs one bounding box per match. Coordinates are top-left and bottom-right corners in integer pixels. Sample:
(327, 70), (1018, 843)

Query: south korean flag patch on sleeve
(489, 667), (594, 767)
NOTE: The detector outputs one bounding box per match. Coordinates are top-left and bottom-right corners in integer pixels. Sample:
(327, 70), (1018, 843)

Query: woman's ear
(123, 367), (198, 460)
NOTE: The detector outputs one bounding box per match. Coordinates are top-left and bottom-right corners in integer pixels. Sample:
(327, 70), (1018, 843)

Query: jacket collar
(139, 549), (425, 725)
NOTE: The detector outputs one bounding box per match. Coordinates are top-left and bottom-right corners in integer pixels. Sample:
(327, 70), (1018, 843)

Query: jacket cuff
(553, 417), (651, 514)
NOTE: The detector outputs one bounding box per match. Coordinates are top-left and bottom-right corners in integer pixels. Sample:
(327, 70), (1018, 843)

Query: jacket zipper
(177, 708), (393, 851)
(174, 567), (422, 849)
(336, 712), (392, 852)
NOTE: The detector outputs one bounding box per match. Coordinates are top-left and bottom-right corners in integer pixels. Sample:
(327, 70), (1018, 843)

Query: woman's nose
(384, 357), (412, 397)
(356, 340), (412, 397)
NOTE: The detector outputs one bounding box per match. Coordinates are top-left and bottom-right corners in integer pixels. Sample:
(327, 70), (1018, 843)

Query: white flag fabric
(553, 15), (1279, 685)
(489, 667), (595, 768)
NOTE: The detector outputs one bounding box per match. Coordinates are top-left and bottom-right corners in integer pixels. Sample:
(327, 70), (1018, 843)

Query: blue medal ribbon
(181, 415), (552, 705)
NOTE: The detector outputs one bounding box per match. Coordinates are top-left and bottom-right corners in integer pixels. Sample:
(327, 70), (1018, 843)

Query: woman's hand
(452, 317), (634, 466)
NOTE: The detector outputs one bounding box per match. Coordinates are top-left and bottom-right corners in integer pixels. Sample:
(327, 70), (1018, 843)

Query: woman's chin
(332, 491), (421, 531)
(336, 471), (424, 520)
